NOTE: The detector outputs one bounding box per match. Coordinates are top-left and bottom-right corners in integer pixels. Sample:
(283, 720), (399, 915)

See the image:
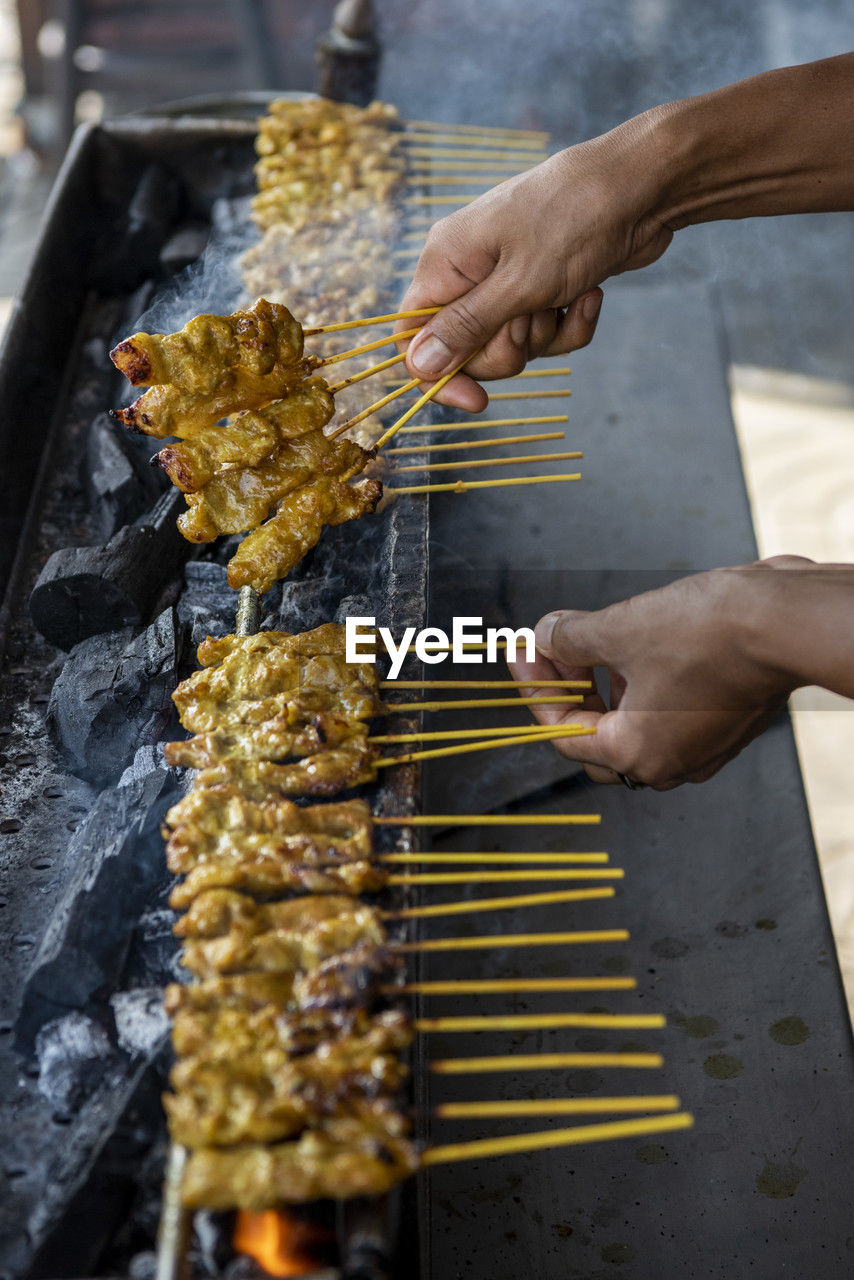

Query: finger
(542, 289), (603, 357)
(509, 650), (607, 717)
(527, 309), (560, 356)
(405, 271), (517, 381)
(535, 608), (610, 669)
(410, 370), (489, 413)
(455, 315), (533, 382)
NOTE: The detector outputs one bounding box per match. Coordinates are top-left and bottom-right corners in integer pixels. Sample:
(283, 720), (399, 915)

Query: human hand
(395, 111), (675, 410)
(508, 558), (822, 789)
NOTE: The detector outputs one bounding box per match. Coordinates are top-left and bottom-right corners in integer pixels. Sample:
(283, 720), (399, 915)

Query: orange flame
(234, 1209), (331, 1277)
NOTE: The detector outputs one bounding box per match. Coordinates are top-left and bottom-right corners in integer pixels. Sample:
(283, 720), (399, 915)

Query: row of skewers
(161, 621), (692, 1213)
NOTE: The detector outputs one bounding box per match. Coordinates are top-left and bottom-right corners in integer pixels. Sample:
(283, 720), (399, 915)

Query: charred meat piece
(167, 1067), (407, 1148)
(110, 299), (312, 438)
(169, 857), (387, 909)
(164, 793), (373, 872)
(156, 379), (335, 492)
(227, 476), (383, 594)
(181, 1123), (418, 1209)
(193, 739), (379, 800)
(175, 431), (372, 543)
(163, 712), (364, 770)
(175, 890), (386, 977)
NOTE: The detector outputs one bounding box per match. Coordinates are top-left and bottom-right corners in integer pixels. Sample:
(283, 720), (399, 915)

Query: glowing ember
(234, 1209), (331, 1277)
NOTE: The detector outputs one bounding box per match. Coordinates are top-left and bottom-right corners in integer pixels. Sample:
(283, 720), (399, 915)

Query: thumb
(406, 275), (514, 379)
(535, 609), (608, 668)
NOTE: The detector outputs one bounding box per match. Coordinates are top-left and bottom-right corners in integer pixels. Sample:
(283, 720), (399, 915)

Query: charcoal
(122, 906), (184, 992)
(46, 609), (182, 784)
(110, 988), (170, 1058)
(86, 413), (163, 537)
(36, 1011), (115, 1112)
(316, 0), (381, 107)
(276, 577), (347, 633)
(159, 223), (210, 275)
(93, 165), (183, 288)
(176, 560), (235, 651)
(15, 747), (182, 1051)
(29, 489), (191, 650)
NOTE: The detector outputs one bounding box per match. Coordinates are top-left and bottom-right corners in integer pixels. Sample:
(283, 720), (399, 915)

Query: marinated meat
(192, 739), (379, 800)
(227, 476), (383, 594)
(181, 1125), (418, 1209)
(175, 890), (386, 977)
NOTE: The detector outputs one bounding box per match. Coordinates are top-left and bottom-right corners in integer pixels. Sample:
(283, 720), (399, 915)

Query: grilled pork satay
(164, 711), (363, 770)
(195, 622), (349, 667)
(176, 432), (372, 543)
(192, 740), (379, 801)
(164, 793), (373, 871)
(176, 890), (386, 977)
(156, 379), (335, 492)
(169, 856), (386, 908)
(181, 1124), (418, 1209)
(167, 1067), (407, 1148)
(110, 299), (312, 438)
(227, 476), (383, 594)
(166, 943), (401, 1024)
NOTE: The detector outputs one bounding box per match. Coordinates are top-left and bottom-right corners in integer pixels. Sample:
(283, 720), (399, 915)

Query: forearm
(640, 54), (854, 228)
(735, 563), (854, 699)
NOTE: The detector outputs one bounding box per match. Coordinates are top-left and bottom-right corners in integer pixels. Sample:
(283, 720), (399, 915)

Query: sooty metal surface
(0, 109), (426, 1278)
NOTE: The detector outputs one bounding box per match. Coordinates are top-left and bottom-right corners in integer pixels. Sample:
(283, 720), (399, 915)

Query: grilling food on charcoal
(110, 301), (383, 593)
(163, 618), (420, 1207)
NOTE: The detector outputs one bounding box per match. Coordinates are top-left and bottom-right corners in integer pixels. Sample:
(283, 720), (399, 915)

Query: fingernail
(510, 314), (530, 346)
(411, 333), (452, 376)
(535, 611), (559, 657)
(583, 292), (602, 322)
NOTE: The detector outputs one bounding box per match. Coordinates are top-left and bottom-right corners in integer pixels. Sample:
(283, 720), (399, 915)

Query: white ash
(110, 987), (170, 1057)
(35, 1011), (114, 1110)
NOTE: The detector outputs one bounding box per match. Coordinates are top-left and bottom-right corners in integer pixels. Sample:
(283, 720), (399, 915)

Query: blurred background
(0, 0), (852, 1006)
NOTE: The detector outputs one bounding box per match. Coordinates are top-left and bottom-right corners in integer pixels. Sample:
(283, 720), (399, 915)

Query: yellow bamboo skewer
(386, 887), (614, 920)
(386, 696), (581, 716)
(435, 1096), (678, 1119)
(430, 1051), (660, 1072)
(402, 146), (547, 162)
(401, 135), (546, 152)
(375, 725), (593, 769)
(416, 1014), (664, 1032)
(380, 853), (609, 865)
(421, 1114), (694, 1166)
(402, 196), (479, 206)
(374, 354), (478, 449)
(375, 814), (602, 827)
(380, 679), (589, 689)
(392, 451), (582, 474)
(407, 161), (534, 174)
(328, 378), (420, 438)
(404, 120), (550, 140)
(326, 351), (408, 395)
(396, 929), (623, 953)
(395, 414), (568, 434)
(385, 367), (571, 382)
(404, 175), (507, 187)
(315, 326), (419, 367)
(404, 215), (440, 227)
(388, 869), (623, 885)
(389, 472), (581, 496)
(394, 977), (635, 995)
(304, 306), (440, 335)
(386, 694), (585, 710)
(371, 723), (582, 745)
(489, 389), (572, 401)
(386, 432), (566, 455)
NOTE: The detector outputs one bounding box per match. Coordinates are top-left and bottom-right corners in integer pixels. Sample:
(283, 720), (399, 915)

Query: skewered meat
(181, 1124), (419, 1209)
(196, 622), (351, 666)
(169, 857), (386, 908)
(110, 299), (312, 438)
(176, 890), (386, 977)
(164, 712), (364, 770)
(193, 739), (379, 800)
(165, 944), (401, 1026)
(164, 793), (373, 872)
(167, 1066), (407, 1148)
(227, 476), (383, 594)
(175, 432), (372, 542)
(156, 379), (335, 492)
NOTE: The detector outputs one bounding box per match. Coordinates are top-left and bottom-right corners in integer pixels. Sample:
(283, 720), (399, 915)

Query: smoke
(130, 196), (257, 337)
